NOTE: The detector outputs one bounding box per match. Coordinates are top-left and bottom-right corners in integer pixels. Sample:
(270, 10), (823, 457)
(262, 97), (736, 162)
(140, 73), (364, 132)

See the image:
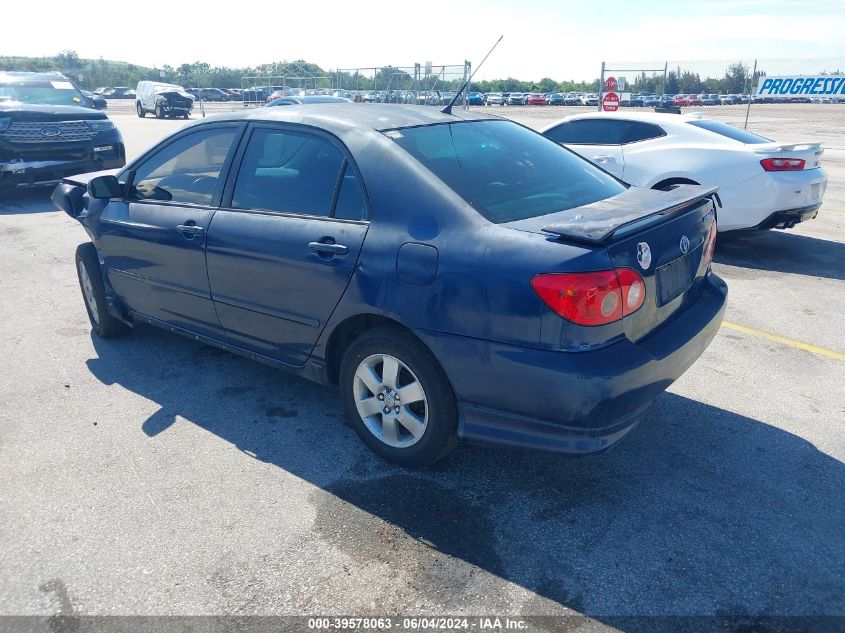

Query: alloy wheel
(353, 353), (428, 448)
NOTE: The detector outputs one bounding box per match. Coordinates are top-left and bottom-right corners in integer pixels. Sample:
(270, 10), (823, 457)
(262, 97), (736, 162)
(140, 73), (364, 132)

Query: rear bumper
(718, 168), (828, 231)
(416, 273), (727, 453)
(752, 203), (821, 230)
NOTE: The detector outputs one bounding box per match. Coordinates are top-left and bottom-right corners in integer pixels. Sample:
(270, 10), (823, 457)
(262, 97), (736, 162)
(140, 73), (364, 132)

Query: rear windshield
(389, 120), (626, 223)
(688, 120), (771, 144)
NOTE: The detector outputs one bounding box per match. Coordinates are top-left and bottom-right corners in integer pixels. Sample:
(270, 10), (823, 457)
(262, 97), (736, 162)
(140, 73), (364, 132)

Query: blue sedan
(52, 105), (726, 465)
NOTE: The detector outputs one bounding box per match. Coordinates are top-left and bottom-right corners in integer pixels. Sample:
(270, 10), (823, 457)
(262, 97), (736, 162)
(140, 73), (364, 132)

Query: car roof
(549, 110), (705, 126)
(0, 71), (69, 82)
(200, 103), (500, 133)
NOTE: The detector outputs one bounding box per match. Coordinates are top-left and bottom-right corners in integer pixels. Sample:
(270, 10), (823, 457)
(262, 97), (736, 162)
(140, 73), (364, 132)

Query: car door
(616, 121), (668, 185)
(542, 118), (628, 179)
(97, 124), (242, 339)
(205, 124), (369, 366)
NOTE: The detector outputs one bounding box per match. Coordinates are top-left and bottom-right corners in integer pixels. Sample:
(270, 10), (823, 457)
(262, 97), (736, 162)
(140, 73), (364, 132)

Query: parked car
(193, 88), (232, 102)
(701, 94), (720, 106)
(642, 95), (661, 107)
(467, 92), (485, 106)
(541, 111), (828, 231)
(52, 104), (725, 465)
(507, 92), (526, 105)
(673, 94), (691, 107)
(546, 92), (566, 105)
(267, 95), (352, 106)
(102, 87), (135, 99)
(80, 90), (108, 110)
(687, 95), (703, 106)
(136, 81), (193, 119)
(564, 93), (583, 106)
(0, 71), (124, 191)
(584, 93), (599, 106)
(484, 92), (504, 105)
(526, 93), (546, 105)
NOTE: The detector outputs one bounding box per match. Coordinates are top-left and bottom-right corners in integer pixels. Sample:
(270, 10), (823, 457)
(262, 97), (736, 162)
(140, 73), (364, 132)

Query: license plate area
(811, 182), (821, 200)
(656, 250), (698, 306)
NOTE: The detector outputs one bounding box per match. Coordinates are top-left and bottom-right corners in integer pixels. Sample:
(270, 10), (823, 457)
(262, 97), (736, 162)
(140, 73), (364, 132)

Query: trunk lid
(505, 185), (718, 342)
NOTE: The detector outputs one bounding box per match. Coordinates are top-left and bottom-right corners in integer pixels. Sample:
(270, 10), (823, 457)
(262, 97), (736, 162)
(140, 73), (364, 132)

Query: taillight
(530, 268), (646, 326)
(760, 158), (805, 171)
(703, 217), (718, 266)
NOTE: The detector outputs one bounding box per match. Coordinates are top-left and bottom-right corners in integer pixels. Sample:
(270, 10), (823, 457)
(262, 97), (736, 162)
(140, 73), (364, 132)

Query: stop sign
(602, 92), (620, 112)
(605, 76), (617, 92)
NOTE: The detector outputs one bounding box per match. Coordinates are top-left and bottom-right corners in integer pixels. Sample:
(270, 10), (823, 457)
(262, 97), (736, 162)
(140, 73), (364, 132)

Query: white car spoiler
(752, 142), (824, 154)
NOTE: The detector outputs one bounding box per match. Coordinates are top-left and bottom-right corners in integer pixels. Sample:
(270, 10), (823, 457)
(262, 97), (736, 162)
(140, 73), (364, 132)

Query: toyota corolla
(53, 105), (726, 465)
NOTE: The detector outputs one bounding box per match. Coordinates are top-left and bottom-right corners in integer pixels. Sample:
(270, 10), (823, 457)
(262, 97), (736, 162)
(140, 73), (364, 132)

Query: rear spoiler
(752, 142), (824, 154)
(540, 185), (718, 245)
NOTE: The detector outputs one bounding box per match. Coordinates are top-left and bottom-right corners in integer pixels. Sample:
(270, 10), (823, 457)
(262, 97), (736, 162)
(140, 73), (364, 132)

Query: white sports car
(541, 112), (828, 232)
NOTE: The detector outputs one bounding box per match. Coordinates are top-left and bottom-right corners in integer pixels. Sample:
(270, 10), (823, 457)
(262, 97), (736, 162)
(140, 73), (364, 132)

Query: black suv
(0, 72), (125, 190)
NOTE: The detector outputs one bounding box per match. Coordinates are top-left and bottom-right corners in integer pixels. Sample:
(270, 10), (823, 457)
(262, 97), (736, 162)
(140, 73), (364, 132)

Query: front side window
(390, 120), (625, 224)
(232, 128), (345, 217)
(130, 128), (237, 205)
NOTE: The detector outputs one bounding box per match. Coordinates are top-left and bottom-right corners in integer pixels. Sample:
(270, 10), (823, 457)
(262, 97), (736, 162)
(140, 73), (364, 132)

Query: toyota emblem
(680, 235), (690, 254)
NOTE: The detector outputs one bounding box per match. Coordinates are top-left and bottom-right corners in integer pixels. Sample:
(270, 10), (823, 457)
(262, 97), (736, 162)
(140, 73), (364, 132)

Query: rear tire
(339, 326), (458, 467)
(75, 243), (128, 339)
(136, 102), (145, 118)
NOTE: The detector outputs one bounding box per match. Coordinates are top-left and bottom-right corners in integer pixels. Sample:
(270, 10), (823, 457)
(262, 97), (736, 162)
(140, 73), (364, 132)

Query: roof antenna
(442, 35), (504, 115)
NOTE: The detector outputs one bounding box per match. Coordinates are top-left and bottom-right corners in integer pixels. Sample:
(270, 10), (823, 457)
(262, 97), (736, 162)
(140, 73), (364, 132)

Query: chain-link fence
(332, 63), (469, 106)
(600, 58), (845, 149)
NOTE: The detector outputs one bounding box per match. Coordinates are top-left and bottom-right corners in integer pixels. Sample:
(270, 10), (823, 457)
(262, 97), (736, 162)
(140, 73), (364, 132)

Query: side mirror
(92, 96), (107, 110)
(88, 175), (123, 199)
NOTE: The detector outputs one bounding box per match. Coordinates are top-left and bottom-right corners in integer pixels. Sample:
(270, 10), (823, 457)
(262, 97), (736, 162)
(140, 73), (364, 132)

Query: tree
(54, 50), (82, 70)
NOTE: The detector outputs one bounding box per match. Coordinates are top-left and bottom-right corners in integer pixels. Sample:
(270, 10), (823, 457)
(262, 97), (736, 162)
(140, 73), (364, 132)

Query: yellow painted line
(721, 321), (845, 361)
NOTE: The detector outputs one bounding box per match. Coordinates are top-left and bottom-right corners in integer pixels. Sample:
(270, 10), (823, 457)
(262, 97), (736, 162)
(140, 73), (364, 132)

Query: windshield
(688, 120), (772, 144)
(0, 79), (88, 106)
(390, 120), (626, 224)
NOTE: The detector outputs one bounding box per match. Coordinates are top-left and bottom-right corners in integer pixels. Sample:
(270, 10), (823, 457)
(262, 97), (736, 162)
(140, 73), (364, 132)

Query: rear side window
(232, 128), (344, 217)
(390, 120), (625, 224)
(333, 164), (367, 220)
(688, 120), (771, 144)
(544, 119), (630, 145)
(623, 121), (665, 143)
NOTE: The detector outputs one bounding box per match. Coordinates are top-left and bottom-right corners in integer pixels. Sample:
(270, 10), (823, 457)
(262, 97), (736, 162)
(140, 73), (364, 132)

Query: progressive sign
(757, 75), (845, 97)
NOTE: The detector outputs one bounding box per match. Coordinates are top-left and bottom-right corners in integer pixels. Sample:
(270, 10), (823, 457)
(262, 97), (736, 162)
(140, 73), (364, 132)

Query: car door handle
(308, 241), (348, 256)
(177, 223), (205, 238)
(592, 155), (615, 163)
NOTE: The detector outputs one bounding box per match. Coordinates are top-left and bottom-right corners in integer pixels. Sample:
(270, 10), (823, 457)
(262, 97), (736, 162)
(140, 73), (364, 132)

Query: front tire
(136, 102), (145, 118)
(339, 326), (458, 466)
(155, 104), (165, 119)
(75, 243), (128, 338)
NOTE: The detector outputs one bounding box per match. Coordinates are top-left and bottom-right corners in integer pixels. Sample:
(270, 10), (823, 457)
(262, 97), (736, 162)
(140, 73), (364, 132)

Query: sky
(3, 0), (844, 81)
